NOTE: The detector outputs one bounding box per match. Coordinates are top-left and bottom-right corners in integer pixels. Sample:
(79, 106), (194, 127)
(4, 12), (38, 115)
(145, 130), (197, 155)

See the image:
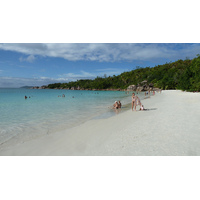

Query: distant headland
(20, 86), (34, 89)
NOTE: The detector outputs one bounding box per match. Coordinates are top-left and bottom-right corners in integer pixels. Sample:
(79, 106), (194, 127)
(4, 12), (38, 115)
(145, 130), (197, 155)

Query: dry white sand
(1, 90), (200, 156)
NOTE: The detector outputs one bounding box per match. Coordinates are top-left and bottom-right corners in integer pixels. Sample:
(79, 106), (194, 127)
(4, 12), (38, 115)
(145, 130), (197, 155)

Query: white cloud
(19, 55), (36, 63)
(59, 68), (128, 80)
(0, 69), (108, 88)
(0, 76), (68, 88)
(0, 70), (100, 87)
(95, 68), (127, 77)
(0, 43), (200, 63)
(59, 70), (96, 80)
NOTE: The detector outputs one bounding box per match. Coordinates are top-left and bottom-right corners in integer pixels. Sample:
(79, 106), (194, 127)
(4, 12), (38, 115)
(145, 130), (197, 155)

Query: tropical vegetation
(46, 55), (200, 92)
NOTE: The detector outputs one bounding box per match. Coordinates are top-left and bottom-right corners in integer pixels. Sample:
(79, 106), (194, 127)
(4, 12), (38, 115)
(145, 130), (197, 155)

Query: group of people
(112, 93), (145, 111)
(132, 92), (144, 111)
(113, 100), (122, 109)
(24, 95), (31, 99)
(58, 94), (65, 97)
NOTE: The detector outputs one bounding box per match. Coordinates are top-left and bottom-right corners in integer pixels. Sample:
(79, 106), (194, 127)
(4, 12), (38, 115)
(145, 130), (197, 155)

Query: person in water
(132, 93), (142, 111)
(113, 101), (119, 109)
(118, 101), (122, 108)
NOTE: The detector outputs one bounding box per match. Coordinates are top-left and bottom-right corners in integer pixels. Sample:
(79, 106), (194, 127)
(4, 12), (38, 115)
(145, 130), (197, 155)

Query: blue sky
(0, 43), (200, 88)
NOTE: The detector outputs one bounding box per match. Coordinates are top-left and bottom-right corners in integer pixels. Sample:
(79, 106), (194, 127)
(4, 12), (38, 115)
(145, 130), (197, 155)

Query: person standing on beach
(132, 93), (142, 111)
(132, 93), (137, 111)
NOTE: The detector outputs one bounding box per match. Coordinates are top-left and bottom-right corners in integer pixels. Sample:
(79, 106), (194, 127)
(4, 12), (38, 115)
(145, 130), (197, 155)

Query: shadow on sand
(140, 108), (157, 111)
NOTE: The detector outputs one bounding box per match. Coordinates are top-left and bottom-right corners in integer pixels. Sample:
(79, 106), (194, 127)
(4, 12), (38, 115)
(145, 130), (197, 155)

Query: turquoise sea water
(0, 88), (144, 148)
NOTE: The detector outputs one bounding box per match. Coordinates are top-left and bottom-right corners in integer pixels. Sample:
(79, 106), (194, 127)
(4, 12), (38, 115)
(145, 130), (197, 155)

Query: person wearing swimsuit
(118, 101), (122, 108)
(132, 93), (142, 111)
(113, 101), (119, 109)
(132, 93), (136, 111)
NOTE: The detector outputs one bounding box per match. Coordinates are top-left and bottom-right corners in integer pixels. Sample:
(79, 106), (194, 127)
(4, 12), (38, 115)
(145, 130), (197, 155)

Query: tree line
(47, 55), (200, 92)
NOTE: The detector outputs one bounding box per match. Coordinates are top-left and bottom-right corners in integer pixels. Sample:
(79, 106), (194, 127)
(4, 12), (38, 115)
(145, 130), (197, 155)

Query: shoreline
(1, 90), (200, 156)
(0, 89), (134, 149)
(0, 95), (136, 151)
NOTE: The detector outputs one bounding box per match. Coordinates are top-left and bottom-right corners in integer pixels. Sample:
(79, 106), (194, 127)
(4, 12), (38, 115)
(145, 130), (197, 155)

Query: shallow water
(0, 88), (144, 148)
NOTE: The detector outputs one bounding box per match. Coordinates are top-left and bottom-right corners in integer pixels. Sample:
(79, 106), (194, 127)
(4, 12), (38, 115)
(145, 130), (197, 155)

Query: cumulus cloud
(0, 43), (200, 62)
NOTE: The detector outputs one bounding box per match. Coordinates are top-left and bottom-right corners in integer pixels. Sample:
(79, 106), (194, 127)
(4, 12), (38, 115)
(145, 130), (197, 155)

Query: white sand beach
(1, 90), (200, 156)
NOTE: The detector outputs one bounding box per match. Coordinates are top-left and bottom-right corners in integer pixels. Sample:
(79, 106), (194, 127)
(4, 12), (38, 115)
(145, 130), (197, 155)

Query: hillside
(46, 55), (200, 92)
